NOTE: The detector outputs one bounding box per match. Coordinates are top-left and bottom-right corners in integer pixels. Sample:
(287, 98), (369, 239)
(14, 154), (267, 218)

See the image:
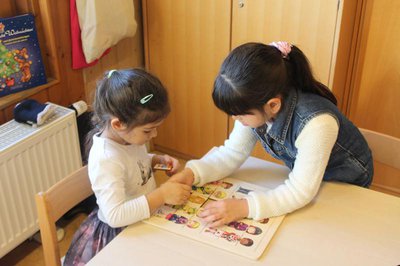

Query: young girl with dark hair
(171, 42), (373, 228)
(64, 68), (191, 265)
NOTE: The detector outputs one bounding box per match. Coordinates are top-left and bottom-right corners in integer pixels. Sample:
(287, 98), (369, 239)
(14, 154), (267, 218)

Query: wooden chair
(35, 165), (93, 266)
(359, 128), (400, 195)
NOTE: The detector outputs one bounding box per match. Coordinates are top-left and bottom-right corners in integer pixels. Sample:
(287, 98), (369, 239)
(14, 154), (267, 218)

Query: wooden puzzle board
(143, 178), (284, 260)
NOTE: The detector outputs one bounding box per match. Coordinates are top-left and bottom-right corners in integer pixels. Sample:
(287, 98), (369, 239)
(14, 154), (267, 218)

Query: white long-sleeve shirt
(186, 114), (339, 220)
(88, 135), (156, 227)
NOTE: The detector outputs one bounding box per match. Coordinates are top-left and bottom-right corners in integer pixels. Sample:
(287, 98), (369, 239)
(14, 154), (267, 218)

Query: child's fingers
(172, 159), (180, 168)
(178, 187), (191, 204)
(165, 170), (175, 177)
(171, 183), (191, 195)
(179, 183), (192, 193)
(166, 168), (177, 176)
(199, 208), (226, 227)
(163, 156), (172, 164)
(207, 218), (225, 228)
(164, 155), (179, 166)
(163, 183), (191, 205)
(168, 160), (180, 172)
(158, 155), (179, 176)
(198, 206), (219, 219)
(202, 200), (218, 210)
(177, 183), (192, 196)
(163, 155), (174, 165)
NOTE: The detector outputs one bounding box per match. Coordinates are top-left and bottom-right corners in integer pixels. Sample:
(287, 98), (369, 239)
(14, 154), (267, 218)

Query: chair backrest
(359, 128), (400, 170)
(35, 165), (93, 266)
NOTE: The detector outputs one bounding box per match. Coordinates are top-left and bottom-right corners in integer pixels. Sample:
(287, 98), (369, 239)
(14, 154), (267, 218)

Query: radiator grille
(0, 104), (82, 258)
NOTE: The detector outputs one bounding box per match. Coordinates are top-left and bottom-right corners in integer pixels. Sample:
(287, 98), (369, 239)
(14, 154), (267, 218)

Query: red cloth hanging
(70, 0), (110, 69)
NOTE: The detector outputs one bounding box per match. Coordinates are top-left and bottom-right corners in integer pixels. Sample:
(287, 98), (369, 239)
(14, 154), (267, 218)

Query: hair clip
(107, 70), (117, 78)
(140, 94), (154, 104)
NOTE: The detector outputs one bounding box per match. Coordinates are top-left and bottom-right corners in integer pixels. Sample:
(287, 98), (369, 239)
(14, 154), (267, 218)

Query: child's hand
(154, 154), (180, 176)
(169, 168), (195, 186)
(160, 181), (191, 205)
(197, 198), (249, 228)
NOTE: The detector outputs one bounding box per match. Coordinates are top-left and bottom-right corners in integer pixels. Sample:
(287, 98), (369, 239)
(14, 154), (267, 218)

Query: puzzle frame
(143, 178), (284, 260)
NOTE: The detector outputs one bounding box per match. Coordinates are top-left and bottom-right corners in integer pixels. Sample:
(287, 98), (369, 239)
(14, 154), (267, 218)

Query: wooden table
(87, 156), (400, 266)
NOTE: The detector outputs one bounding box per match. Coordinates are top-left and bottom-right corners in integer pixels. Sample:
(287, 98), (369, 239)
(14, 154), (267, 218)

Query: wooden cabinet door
(231, 0), (340, 86)
(229, 0), (341, 161)
(143, 0), (231, 158)
(348, 0), (400, 195)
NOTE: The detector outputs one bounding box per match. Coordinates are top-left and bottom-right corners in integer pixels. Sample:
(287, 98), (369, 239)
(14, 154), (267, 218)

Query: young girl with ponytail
(171, 42), (373, 227)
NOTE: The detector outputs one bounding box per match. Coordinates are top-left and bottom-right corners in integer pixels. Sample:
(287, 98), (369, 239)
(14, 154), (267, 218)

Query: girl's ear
(110, 117), (127, 131)
(264, 97), (282, 115)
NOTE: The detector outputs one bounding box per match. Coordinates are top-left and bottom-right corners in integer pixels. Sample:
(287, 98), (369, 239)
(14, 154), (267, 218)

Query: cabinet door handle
(238, 0), (244, 8)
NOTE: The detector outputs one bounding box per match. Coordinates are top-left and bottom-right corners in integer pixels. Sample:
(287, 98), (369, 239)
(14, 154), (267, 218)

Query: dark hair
(212, 42), (337, 116)
(85, 68), (170, 155)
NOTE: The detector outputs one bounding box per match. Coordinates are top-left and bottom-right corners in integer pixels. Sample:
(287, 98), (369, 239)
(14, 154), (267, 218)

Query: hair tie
(107, 69), (117, 78)
(140, 94), (153, 104)
(269, 41), (293, 58)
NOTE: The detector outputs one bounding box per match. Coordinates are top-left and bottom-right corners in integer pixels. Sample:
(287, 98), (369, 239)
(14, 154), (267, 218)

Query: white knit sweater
(186, 114), (338, 219)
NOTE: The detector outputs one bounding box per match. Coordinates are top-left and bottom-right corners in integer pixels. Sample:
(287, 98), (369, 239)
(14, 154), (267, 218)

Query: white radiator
(0, 104), (82, 258)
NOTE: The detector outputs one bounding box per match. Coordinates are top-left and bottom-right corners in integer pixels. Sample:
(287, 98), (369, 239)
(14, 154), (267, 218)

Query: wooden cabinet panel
(143, 0), (231, 158)
(348, 0), (400, 195)
(349, 0), (400, 136)
(232, 0), (340, 87)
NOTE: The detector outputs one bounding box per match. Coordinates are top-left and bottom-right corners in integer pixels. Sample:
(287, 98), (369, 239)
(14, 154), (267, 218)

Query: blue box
(0, 13), (47, 97)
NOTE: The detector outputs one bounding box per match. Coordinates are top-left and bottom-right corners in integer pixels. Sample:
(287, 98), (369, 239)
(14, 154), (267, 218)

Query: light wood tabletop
(87, 156), (400, 266)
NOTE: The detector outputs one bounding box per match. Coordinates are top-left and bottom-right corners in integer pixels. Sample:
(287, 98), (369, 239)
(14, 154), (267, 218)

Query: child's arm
(190, 115), (338, 226)
(90, 156), (190, 227)
(146, 181), (191, 213)
(185, 120), (257, 186)
(245, 114), (339, 220)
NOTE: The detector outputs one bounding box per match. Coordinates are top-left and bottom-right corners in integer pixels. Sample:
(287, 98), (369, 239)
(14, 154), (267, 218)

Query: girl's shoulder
(91, 136), (149, 164)
(294, 91), (339, 118)
(296, 91), (335, 107)
(89, 135), (129, 163)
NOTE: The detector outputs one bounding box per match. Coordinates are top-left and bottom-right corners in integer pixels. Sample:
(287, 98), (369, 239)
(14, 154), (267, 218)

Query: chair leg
(31, 227), (65, 244)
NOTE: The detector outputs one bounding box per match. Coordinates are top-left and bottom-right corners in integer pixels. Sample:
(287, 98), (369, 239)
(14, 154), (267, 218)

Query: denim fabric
(253, 89), (373, 187)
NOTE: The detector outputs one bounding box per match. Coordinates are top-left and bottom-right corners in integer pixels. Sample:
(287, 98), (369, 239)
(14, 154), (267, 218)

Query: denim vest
(253, 89), (373, 187)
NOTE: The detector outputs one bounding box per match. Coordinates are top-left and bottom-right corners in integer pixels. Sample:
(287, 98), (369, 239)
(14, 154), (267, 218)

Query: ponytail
(286, 45), (337, 105)
(84, 116), (101, 162)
